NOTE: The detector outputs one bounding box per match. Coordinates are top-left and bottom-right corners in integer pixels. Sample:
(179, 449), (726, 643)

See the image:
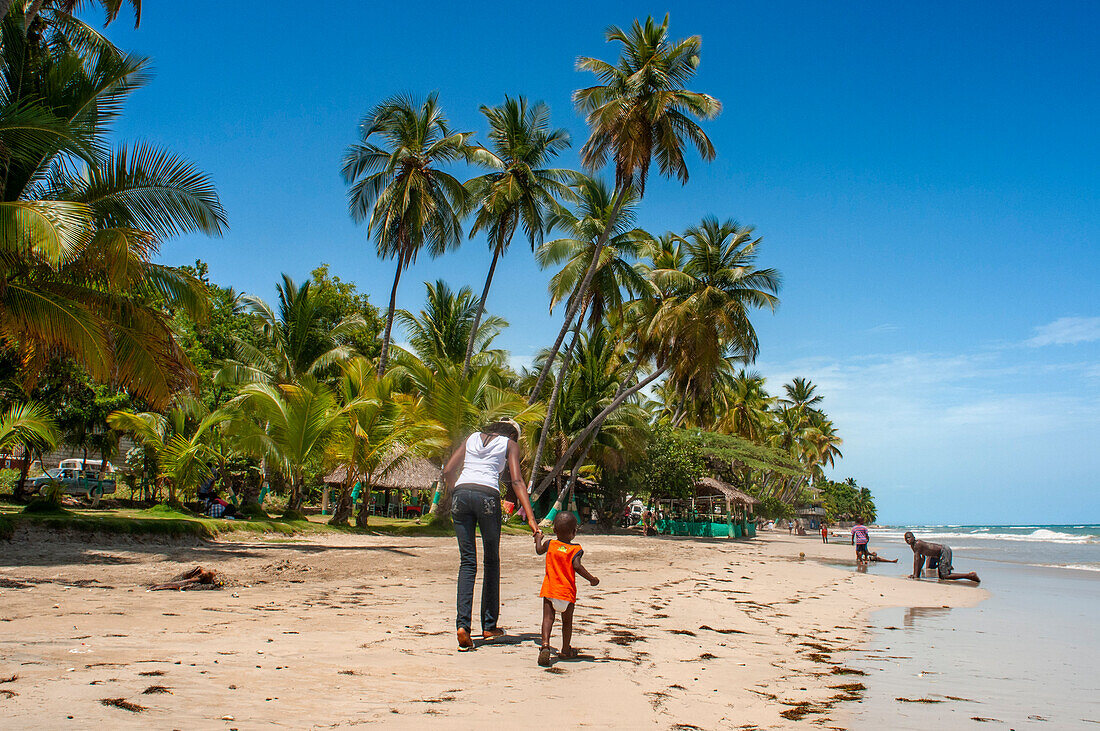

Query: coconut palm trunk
(533, 366), (667, 498)
(527, 301), (587, 500)
(527, 188), (628, 404)
(539, 435), (595, 528)
(462, 246), (501, 375)
(377, 253), (406, 377)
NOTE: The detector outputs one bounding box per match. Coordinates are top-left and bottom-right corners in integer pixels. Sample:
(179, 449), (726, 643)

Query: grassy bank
(0, 502), (532, 541)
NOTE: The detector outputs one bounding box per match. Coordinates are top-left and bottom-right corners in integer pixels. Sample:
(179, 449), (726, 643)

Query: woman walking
(442, 419), (540, 651)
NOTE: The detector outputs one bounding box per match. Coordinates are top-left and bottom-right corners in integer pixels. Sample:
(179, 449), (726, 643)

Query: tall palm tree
(0, 10), (226, 407)
(342, 93), (472, 377)
(462, 96), (573, 374)
(528, 14), (721, 403)
(533, 215), (780, 497)
(526, 176), (652, 488)
(215, 274), (366, 387)
(394, 279), (507, 372)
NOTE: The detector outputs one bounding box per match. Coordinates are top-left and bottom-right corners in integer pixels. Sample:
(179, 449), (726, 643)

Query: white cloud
(754, 348), (1100, 523)
(1027, 316), (1100, 346)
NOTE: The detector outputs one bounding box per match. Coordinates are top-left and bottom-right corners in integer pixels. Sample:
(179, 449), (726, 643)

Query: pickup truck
(27, 467), (117, 502)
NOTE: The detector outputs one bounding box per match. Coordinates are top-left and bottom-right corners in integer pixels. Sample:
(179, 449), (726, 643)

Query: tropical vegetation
(0, 7), (876, 531)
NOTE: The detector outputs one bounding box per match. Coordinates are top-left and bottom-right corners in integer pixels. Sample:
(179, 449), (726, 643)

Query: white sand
(0, 528), (985, 728)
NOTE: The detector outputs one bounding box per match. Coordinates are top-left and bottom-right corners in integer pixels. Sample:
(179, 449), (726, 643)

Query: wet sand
(843, 533), (1100, 729)
(0, 527), (983, 729)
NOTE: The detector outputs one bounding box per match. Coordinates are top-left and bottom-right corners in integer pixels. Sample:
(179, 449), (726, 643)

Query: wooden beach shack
(654, 476), (761, 538)
(322, 454), (441, 517)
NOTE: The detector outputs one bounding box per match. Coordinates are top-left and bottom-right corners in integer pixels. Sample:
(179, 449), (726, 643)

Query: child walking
(534, 511), (598, 667)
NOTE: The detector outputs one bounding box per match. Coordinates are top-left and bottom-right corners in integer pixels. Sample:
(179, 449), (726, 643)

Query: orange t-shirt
(539, 539), (582, 603)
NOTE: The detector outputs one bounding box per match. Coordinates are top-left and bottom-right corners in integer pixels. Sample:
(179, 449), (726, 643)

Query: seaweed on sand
(99, 698), (146, 712)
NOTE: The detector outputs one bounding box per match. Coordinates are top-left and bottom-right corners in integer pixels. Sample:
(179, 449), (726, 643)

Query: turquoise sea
(841, 524), (1100, 729)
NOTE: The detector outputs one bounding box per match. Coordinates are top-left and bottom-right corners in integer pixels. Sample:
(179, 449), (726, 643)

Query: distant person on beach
(821, 524), (829, 543)
(868, 551), (897, 563)
(443, 419), (540, 651)
(535, 511), (599, 667)
(904, 532), (980, 582)
(851, 518), (870, 563)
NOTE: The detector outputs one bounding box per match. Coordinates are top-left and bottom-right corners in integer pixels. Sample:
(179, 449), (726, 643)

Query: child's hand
(589, 576), (600, 586)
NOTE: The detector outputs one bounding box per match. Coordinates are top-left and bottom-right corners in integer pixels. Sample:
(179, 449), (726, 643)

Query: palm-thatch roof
(323, 452), (441, 490)
(695, 476), (761, 506)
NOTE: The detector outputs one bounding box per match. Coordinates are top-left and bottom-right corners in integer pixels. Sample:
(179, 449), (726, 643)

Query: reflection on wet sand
(904, 605), (951, 628)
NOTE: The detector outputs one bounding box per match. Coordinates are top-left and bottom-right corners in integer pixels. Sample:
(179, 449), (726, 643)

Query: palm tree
(526, 176), (652, 488)
(719, 370), (776, 441)
(324, 357), (446, 526)
(230, 376), (342, 515)
(342, 93), (472, 377)
(462, 96), (573, 374)
(528, 14), (721, 403)
(107, 396), (230, 505)
(0, 11), (227, 407)
(215, 274), (366, 387)
(0, 401), (59, 498)
(781, 377), (823, 412)
(533, 215), (780, 496)
(649, 216), (780, 421)
(394, 279), (507, 372)
(19, 0), (141, 30)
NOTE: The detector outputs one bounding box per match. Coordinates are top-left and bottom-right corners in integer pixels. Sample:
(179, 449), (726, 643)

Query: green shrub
(0, 468), (19, 495)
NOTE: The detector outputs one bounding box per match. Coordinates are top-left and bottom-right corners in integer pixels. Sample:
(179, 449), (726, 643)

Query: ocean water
(842, 525), (1100, 729)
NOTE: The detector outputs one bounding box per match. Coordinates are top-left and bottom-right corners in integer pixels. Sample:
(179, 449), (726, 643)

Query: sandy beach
(0, 528), (985, 729)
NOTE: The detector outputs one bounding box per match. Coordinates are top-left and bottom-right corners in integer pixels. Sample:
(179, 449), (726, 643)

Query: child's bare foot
(482, 628), (505, 641)
(559, 647), (578, 660)
(537, 645), (552, 667)
(456, 628), (474, 652)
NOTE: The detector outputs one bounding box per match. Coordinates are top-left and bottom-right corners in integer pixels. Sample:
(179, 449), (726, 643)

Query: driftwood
(148, 566), (221, 591)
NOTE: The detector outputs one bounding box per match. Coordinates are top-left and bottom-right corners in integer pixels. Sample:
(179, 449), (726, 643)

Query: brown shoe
(537, 645), (552, 667)
(456, 627), (474, 652)
(482, 628), (505, 641)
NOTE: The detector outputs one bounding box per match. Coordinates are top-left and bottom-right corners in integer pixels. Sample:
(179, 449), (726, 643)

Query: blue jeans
(452, 485), (501, 631)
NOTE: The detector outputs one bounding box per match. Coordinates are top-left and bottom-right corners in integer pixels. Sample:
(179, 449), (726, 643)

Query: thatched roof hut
(323, 453), (441, 490)
(695, 476), (761, 506)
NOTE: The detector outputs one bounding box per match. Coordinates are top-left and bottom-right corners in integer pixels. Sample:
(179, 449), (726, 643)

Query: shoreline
(0, 529), (985, 728)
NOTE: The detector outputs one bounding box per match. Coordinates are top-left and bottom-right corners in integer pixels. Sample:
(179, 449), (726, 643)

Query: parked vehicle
(58, 458), (115, 473)
(26, 467), (117, 502)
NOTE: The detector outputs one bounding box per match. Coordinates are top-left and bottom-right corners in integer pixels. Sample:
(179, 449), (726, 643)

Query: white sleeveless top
(456, 433), (509, 493)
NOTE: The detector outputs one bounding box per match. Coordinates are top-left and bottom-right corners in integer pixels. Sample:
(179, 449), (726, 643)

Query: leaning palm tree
(342, 93), (472, 377)
(528, 14), (721, 403)
(462, 96), (573, 374)
(526, 176), (652, 489)
(532, 215), (780, 497)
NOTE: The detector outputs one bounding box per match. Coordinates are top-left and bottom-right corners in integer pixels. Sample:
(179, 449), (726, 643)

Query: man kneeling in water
(904, 532), (980, 582)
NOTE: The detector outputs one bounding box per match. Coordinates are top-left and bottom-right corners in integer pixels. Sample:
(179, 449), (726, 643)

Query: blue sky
(102, 2), (1098, 524)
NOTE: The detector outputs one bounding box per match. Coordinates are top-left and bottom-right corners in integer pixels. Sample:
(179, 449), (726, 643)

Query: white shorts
(549, 598), (573, 612)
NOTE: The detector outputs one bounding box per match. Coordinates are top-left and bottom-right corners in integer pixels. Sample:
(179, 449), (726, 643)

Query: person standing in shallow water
(904, 531), (980, 582)
(442, 419), (540, 651)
